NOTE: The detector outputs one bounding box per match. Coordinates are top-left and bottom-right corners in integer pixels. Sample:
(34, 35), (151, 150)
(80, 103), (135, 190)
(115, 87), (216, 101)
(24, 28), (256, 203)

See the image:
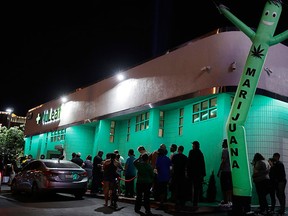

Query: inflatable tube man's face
(258, 1), (282, 35)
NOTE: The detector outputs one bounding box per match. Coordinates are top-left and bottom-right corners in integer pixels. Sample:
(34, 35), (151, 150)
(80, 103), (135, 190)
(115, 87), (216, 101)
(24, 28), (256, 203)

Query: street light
(6, 108), (13, 128)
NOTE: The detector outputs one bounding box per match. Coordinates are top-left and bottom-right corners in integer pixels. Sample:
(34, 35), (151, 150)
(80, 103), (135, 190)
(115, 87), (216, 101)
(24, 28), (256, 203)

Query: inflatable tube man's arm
(218, 4), (256, 40)
(270, 30), (288, 46)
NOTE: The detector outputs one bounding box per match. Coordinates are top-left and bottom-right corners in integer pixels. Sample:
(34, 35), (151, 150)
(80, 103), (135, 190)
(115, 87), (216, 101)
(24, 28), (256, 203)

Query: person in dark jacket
(171, 145), (188, 209)
(272, 152), (287, 214)
(91, 150), (104, 194)
(83, 155), (93, 180)
(251, 152), (271, 214)
(124, 149), (136, 198)
(102, 153), (121, 209)
(71, 152), (84, 167)
(134, 153), (154, 215)
(187, 140), (206, 210)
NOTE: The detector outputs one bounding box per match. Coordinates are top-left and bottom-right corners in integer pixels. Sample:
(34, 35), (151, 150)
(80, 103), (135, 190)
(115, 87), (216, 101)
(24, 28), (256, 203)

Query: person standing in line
(102, 153), (120, 209)
(155, 148), (172, 210)
(149, 144), (168, 169)
(217, 139), (233, 207)
(71, 152), (84, 167)
(137, 146), (149, 162)
(149, 143), (167, 201)
(8, 159), (19, 186)
(168, 143), (178, 202)
(169, 144), (177, 160)
(268, 157), (276, 212)
(83, 155), (93, 186)
(133, 153), (154, 215)
(115, 154), (124, 195)
(71, 152), (76, 161)
(114, 149), (125, 193)
(124, 149), (136, 198)
(187, 140), (206, 210)
(251, 153), (271, 214)
(171, 145), (188, 210)
(91, 150), (104, 194)
(272, 152), (287, 214)
(114, 150), (125, 167)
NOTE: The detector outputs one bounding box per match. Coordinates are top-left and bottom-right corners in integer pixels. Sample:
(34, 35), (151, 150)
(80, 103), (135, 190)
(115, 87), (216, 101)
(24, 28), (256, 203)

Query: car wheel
(74, 192), (85, 200)
(11, 180), (19, 195)
(31, 182), (39, 198)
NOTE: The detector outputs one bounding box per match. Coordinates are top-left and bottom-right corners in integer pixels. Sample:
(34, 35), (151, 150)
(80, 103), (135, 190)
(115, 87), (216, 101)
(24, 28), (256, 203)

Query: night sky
(2, 0), (288, 116)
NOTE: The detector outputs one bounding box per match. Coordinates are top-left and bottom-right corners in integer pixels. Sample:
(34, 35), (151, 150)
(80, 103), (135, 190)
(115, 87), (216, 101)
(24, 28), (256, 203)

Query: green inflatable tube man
(218, 0), (288, 212)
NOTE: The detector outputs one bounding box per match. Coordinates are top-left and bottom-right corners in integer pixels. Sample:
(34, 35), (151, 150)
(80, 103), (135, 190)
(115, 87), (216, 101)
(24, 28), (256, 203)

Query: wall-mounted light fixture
(201, 66), (211, 73)
(61, 96), (67, 103)
(116, 72), (125, 81)
(230, 61), (237, 71)
(264, 67), (273, 76)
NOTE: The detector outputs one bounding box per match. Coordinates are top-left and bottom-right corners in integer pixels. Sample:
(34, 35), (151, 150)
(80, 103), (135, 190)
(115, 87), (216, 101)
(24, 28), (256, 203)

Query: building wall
(24, 93), (288, 204)
(64, 125), (95, 161)
(245, 96), (288, 205)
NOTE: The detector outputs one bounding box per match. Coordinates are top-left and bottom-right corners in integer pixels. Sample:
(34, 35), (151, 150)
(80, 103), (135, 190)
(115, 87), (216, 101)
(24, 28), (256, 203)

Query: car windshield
(43, 160), (81, 169)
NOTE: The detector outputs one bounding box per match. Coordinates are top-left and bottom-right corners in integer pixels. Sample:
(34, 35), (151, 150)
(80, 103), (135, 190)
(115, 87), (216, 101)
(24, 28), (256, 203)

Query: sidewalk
(3, 184), (283, 215)
(85, 189), (232, 215)
(1, 183), (229, 215)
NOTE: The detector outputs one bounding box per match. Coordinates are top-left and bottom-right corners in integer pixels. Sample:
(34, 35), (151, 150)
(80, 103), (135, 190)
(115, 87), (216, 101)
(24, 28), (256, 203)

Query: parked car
(11, 159), (88, 199)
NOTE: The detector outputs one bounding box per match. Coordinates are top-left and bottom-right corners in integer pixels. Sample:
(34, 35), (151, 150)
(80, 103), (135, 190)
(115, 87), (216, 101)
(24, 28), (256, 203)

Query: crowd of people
(216, 139), (287, 215)
(0, 140), (286, 215)
(251, 152), (287, 215)
(68, 141), (207, 214)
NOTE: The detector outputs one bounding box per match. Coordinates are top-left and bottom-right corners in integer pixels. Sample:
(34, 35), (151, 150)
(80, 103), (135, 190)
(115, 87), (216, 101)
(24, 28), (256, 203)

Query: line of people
(252, 152), (287, 215)
(71, 149), (133, 209)
(217, 139), (287, 215)
(69, 141), (206, 213)
(132, 141), (207, 213)
(70, 141), (286, 215)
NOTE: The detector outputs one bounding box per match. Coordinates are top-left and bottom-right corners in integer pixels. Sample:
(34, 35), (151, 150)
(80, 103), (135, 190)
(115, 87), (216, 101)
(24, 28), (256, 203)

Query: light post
(6, 108), (13, 129)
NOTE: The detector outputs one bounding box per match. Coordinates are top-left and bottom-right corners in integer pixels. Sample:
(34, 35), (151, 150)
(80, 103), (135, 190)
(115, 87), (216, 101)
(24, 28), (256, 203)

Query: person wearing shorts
(217, 139), (233, 207)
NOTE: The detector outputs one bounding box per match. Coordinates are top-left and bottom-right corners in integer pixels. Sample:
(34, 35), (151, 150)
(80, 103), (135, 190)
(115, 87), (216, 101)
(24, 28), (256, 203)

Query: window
(110, 121), (116, 142)
(126, 119), (131, 141)
(179, 108), (184, 135)
(158, 111), (164, 137)
(192, 97), (217, 123)
(135, 112), (149, 132)
(50, 129), (66, 142)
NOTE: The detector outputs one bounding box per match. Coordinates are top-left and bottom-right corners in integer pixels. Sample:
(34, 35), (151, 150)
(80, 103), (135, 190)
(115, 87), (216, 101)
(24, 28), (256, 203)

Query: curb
(85, 191), (232, 214)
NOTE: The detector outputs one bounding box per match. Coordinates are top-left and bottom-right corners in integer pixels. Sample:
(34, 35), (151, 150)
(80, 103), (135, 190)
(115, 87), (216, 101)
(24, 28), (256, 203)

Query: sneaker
(218, 200), (227, 207)
(145, 210), (153, 215)
(256, 210), (268, 216)
(277, 209), (285, 214)
(192, 206), (199, 211)
(109, 203), (118, 209)
(155, 206), (165, 210)
(135, 209), (141, 214)
(219, 201), (230, 207)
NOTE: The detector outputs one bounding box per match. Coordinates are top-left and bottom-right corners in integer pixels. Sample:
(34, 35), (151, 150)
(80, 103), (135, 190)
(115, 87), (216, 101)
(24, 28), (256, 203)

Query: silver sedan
(11, 159), (88, 199)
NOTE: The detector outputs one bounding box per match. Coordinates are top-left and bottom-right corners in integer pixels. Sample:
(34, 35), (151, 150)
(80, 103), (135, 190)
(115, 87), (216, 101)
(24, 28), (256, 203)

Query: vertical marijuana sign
(218, 0), (288, 200)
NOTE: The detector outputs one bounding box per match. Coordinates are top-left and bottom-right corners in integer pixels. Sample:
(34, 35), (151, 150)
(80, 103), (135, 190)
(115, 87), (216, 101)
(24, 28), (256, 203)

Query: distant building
(23, 29), (288, 204)
(0, 111), (26, 130)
